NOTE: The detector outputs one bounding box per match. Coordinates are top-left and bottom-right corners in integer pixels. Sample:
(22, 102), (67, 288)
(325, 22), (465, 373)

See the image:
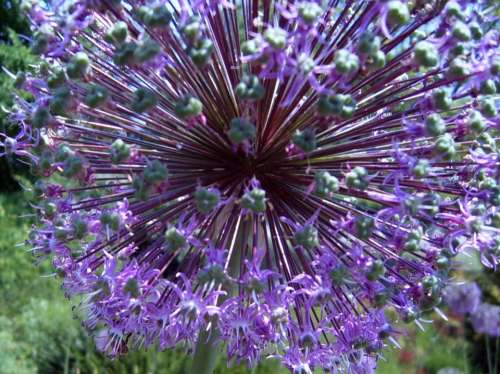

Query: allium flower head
(443, 282), (482, 316)
(471, 303), (500, 337)
(2, 0), (500, 372)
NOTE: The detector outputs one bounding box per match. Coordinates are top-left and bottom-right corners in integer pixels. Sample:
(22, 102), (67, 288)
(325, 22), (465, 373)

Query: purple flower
(471, 303), (500, 337)
(2, 0), (499, 372)
(443, 282), (482, 315)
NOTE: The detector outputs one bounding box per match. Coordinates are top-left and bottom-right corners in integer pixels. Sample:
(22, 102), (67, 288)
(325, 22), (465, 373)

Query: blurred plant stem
(191, 328), (219, 374)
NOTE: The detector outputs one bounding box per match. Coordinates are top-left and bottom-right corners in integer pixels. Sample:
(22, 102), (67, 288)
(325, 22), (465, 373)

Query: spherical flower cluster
(2, 0), (500, 372)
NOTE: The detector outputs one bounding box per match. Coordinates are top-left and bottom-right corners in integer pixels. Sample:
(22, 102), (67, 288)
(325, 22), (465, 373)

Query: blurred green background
(0, 1), (497, 373)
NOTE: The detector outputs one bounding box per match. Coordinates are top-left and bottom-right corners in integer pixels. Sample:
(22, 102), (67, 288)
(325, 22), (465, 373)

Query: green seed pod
(241, 187), (267, 213)
(264, 27), (287, 49)
(85, 84), (109, 108)
(425, 113), (446, 136)
(468, 110), (486, 133)
(105, 21), (128, 45)
(345, 166), (369, 190)
(144, 160), (168, 185)
(294, 224), (319, 250)
(357, 32), (381, 56)
(366, 259), (385, 281)
(228, 117), (256, 144)
(47, 68), (67, 89)
(297, 1), (323, 24)
(434, 133), (456, 160)
(355, 216), (374, 240)
(32, 106), (51, 129)
(413, 41), (439, 68)
(452, 22), (472, 42)
(194, 186), (221, 214)
(110, 139), (131, 164)
(66, 52), (91, 80)
(164, 227), (186, 251)
(175, 95), (203, 119)
(188, 38), (213, 67)
(314, 171), (340, 198)
(113, 42), (138, 66)
(235, 75), (265, 101)
(432, 89), (452, 111)
(292, 128), (317, 153)
(334, 49), (360, 75)
(480, 79), (497, 95)
(241, 38), (262, 56)
(387, 1), (410, 26)
(136, 5), (171, 28)
(412, 159), (430, 178)
(134, 39), (161, 63)
(480, 97), (497, 118)
(131, 88), (157, 113)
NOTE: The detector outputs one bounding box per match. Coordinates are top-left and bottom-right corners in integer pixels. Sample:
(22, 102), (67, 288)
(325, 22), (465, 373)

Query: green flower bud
(175, 95), (203, 119)
(314, 171), (339, 198)
(298, 54), (315, 75)
(134, 39), (161, 63)
(292, 128), (317, 153)
(264, 27), (287, 49)
(434, 133), (456, 160)
(241, 38), (262, 56)
(124, 279), (140, 298)
(235, 75), (265, 101)
(136, 5), (171, 28)
(491, 213), (500, 229)
(469, 22), (483, 40)
(100, 212), (121, 231)
(450, 43), (467, 58)
(164, 227), (186, 251)
(32, 106), (51, 129)
(66, 52), (90, 79)
(183, 17), (202, 42)
(330, 265), (350, 286)
(448, 58), (470, 78)
(345, 166), (369, 190)
(131, 88), (157, 113)
(50, 86), (72, 115)
(43, 201), (57, 219)
(194, 186), (221, 214)
(62, 155), (84, 177)
(144, 160), (168, 184)
(133, 176), (147, 200)
(413, 41), (439, 68)
(445, 1), (462, 18)
(241, 187), (267, 213)
(228, 117), (256, 144)
(85, 84), (109, 108)
(55, 144), (74, 162)
(110, 139), (131, 164)
(425, 113), (446, 136)
(113, 42), (138, 66)
(436, 256), (450, 270)
(334, 49), (360, 75)
(480, 79), (497, 95)
(468, 110), (486, 133)
(366, 259), (385, 281)
(367, 50), (386, 70)
(31, 29), (51, 55)
(432, 89), (452, 111)
(490, 57), (500, 76)
(356, 216), (374, 240)
(188, 38), (213, 67)
(72, 218), (88, 239)
(387, 1), (410, 26)
(357, 32), (381, 56)
(318, 94), (357, 118)
(294, 224), (319, 250)
(452, 22), (472, 42)
(47, 68), (67, 89)
(298, 1), (323, 24)
(480, 97), (497, 118)
(412, 159), (430, 178)
(105, 21), (128, 45)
